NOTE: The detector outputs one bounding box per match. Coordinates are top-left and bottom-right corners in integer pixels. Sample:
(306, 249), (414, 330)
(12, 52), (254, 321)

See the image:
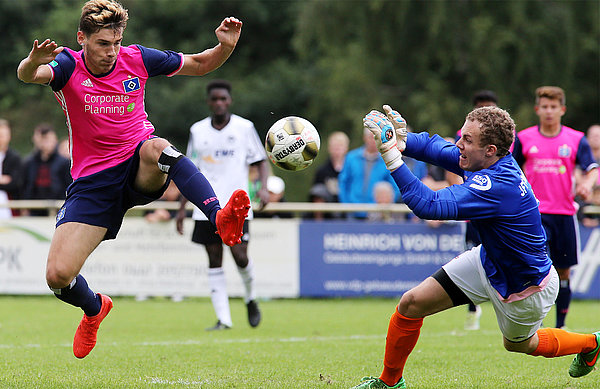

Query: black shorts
(56, 140), (169, 240)
(191, 220), (249, 245)
(541, 213), (579, 269)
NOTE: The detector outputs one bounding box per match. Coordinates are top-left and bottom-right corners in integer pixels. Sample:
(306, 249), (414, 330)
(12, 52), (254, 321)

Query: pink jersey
(51, 46), (180, 179)
(516, 126), (584, 215)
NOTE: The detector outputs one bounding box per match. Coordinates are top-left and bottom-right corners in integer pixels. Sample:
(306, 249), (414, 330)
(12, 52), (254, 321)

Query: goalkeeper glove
(363, 110), (404, 171)
(383, 105), (408, 152)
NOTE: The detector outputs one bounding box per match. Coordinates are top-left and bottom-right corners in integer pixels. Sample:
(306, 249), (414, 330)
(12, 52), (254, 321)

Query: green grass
(0, 296), (598, 388)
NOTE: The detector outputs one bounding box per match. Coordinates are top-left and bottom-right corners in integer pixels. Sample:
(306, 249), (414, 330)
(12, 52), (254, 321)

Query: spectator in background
(21, 124), (71, 216)
(255, 175), (293, 219)
(0, 119), (23, 218)
(313, 131), (349, 203)
(176, 79), (268, 331)
(579, 186), (600, 228)
(58, 137), (71, 161)
(513, 86), (598, 329)
(367, 181), (404, 223)
(471, 89), (498, 110)
(576, 124), (600, 226)
(304, 183), (335, 221)
(339, 127), (399, 219)
(585, 124), (600, 182)
(247, 164), (262, 206)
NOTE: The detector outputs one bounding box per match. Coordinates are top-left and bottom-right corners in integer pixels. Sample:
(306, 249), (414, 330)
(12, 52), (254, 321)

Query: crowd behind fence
(2, 199), (600, 218)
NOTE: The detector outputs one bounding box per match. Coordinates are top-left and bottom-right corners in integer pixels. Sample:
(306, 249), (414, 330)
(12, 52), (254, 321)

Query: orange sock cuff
(531, 328), (597, 358)
(391, 310), (424, 329)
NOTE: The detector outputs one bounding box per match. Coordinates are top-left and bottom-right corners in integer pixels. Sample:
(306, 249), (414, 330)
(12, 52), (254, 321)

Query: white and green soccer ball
(265, 116), (320, 171)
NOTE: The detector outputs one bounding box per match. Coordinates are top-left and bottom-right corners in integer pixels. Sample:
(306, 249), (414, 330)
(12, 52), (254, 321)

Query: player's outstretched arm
(178, 17), (242, 76)
(17, 39), (63, 84)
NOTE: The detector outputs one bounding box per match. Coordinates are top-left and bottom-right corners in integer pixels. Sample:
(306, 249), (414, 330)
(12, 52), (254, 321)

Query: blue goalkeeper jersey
(394, 132), (552, 300)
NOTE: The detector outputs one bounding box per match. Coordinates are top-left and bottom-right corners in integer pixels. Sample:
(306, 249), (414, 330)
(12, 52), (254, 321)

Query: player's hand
(575, 182), (593, 201)
(364, 110), (397, 153)
(175, 208), (186, 235)
(363, 110), (404, 171)
(215, 17), (242, 49)
(28, 39), (64, 65)
(383, 105), (408, 152)
(256, 187), (270, 210)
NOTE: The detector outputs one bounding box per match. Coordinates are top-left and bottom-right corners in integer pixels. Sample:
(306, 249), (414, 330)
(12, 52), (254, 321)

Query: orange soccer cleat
(216, 189), (250, 246)
(73, 293), (113, 359)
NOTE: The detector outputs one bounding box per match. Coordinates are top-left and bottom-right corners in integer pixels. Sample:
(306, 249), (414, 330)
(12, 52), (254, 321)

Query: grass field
(0, 296), (598, 388)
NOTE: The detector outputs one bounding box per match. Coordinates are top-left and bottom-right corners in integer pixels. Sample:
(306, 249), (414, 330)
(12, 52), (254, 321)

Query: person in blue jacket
(350, 105), (599, 389)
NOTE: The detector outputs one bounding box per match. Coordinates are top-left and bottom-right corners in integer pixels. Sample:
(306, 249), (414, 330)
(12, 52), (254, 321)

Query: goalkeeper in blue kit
(350, 105), (599, 389)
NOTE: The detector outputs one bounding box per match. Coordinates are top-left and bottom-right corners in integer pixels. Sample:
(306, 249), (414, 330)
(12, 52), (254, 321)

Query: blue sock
(169, 156), (221, 225)
(555, 279), (571, 328)
(53, 275), (101, 316)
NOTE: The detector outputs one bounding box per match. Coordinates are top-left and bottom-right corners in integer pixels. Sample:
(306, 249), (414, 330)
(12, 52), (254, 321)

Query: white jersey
(187, 114), (266, 220)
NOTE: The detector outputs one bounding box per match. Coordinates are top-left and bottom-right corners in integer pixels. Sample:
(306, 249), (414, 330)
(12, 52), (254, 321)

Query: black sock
(555, 279), (571, 328)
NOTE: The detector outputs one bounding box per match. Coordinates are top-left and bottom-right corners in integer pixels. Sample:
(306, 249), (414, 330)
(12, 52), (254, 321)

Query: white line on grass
(0, 333), (386, 350)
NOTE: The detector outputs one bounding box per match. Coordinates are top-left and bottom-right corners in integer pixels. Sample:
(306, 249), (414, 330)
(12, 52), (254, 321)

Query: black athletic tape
(158, 145), (184, 173)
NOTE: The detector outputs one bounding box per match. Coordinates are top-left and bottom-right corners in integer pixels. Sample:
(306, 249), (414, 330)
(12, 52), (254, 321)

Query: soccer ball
(265, 116), (320, 171)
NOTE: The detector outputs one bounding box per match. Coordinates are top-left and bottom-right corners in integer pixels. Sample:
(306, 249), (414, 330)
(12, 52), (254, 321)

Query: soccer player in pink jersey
(513, 86), (598, 329)
(17, 0), (250, 359)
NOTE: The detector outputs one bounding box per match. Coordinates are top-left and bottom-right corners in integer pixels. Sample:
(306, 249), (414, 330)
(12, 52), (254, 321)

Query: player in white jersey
(176, 80), (270, 330)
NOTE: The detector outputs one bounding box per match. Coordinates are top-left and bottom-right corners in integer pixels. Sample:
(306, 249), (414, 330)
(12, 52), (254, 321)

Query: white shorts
(443, 245), (559, 342)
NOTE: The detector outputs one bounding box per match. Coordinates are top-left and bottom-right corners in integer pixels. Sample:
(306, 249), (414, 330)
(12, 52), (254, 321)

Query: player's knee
(503, 337), (533, 354)
(157, 144), (183, 173)
(46, 263), (75, 289)
(234, 256), (249, 268)
(397, 290), (418, 315)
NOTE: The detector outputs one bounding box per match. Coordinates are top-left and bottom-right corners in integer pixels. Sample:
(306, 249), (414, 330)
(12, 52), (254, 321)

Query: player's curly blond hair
(466, 106), (515, 157)
(79, 0), (128, 36)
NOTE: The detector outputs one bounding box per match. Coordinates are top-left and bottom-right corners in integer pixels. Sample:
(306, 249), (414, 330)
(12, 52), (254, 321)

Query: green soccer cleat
(569, 331), (600, 378)
(350, 376), (406, 389)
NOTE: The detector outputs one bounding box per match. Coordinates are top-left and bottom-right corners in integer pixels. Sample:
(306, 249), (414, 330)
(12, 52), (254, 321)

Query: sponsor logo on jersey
(469, 174), (492, 191)
(528, 145), (539, 154)
(558, 144), (572, 157)
(81, 78), (94, 88)
(122, 77), (141, 93)
(518, 172), (530, 197)
(56, 205), (66, 222)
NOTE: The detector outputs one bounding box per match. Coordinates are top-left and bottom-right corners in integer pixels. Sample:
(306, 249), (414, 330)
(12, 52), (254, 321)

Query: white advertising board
(0, 218), (299, 298)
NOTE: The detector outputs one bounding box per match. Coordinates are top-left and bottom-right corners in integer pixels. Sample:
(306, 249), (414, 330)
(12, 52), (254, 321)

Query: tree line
(1, 0), (598, 200)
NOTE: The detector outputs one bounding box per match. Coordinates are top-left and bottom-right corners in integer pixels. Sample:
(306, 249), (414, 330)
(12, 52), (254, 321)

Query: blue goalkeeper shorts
(55, 140), (169, 240)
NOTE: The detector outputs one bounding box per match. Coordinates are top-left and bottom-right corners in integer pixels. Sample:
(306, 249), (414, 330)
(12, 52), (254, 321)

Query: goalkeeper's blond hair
(467, 106), (515, 157)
